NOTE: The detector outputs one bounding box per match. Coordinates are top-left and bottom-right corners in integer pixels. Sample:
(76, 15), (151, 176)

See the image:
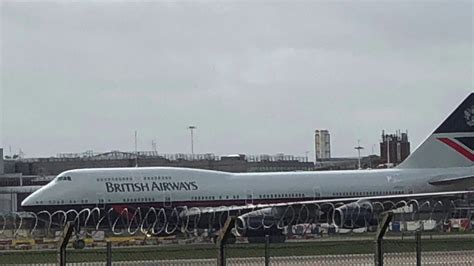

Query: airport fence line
(2, 195), (470, 239)
(0, 195), (472, 265)
(1, 232), (474, 265)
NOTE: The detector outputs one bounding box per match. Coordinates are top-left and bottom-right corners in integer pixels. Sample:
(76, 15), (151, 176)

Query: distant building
(380, 130), (410, 166)
(315, 130), (331, 162)
(315, 155), (381, 171)
(1, 151), (314, 177)
(0, 148), (4, 175)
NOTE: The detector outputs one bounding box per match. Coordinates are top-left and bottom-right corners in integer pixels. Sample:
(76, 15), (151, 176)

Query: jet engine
(235, 207), (287, 243)
(332, 202), (378, 229)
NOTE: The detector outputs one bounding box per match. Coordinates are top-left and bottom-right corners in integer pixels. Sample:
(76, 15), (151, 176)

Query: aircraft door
(163, 192), (172, 208)
(313, 186), (322, 200)
(245, 190), (253, 205)
(96, 193), (106, 209)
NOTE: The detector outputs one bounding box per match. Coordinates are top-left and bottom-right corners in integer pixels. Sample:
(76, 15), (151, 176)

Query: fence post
(374, 212), (393, 266)
(415, 230), (421, 266)
(264, 235), (270, 266)
(216, 216), (236, 266)
(57, 221), (74, 266)
(106, 241), (112, 266)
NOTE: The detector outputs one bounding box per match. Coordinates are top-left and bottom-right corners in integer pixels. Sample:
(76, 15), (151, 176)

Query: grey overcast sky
(0, 1), (472, 160)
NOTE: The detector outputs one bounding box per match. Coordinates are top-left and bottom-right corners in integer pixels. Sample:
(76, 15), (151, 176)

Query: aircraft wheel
(73, 239), (85, 250)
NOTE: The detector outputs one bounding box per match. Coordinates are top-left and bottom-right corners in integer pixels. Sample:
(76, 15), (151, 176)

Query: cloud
(1, 1), (472, 159)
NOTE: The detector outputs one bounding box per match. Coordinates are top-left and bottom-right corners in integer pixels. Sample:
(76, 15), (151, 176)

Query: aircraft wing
(183, 190), (472, 215)
(180, 190), (474, 231)
(429, 175), (474, 186)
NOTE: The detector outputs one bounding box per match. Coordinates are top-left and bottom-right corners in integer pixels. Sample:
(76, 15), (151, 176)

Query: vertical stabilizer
(397, 93), (474, 168)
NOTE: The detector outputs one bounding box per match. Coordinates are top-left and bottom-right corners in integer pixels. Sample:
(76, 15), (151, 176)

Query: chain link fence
(0, 231), (473, 265)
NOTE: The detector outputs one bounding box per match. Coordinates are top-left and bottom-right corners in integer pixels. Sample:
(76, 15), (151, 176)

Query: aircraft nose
(21, 194), (35, 206)
(21, 189), (42, 207)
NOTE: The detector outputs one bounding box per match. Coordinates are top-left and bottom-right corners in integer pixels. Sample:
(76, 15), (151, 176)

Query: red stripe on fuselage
(438, 137), (474, 161)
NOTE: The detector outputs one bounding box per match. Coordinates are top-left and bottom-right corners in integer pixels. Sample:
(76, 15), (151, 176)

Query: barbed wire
(0, 198), (470, 238)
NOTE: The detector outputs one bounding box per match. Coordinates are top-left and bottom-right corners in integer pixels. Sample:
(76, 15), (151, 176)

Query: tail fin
(398, 93), (474, 168)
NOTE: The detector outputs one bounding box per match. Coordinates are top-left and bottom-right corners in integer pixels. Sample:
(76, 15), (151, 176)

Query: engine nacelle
(235, 207), (285, 237)
(333, 202), (378, 229)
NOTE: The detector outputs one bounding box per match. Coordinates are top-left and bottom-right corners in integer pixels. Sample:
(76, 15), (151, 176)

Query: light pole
(134, 130), (138, 167)
(188, 126), (196, 155)
(354, 140), (364, 170)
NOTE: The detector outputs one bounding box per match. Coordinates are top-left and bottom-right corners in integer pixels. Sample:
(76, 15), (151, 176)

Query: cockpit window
(57, 176), (72, 181)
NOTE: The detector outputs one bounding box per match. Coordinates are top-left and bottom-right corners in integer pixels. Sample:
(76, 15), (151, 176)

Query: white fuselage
(21, 166), (474, 210)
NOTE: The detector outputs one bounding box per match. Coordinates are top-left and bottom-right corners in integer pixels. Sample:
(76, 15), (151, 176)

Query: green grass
(1, 238), (473, 264)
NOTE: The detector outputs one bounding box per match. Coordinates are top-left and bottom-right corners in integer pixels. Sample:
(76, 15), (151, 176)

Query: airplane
(21, 93), (474, 243)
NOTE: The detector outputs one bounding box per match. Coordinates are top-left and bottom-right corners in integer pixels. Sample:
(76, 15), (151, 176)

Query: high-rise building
(380, 130), (410, 166)
(315, 130), (331, 162)
(0, 148), (3, 175)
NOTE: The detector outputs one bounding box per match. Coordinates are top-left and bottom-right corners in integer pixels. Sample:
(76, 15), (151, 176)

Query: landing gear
(73, 239), (85, 250)
(71, 221), (85, 249)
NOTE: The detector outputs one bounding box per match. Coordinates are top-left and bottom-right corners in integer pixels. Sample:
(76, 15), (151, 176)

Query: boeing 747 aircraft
(22, 93), (474, 241)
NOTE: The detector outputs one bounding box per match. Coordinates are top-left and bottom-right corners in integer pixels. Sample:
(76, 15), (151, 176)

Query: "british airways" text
(105, 181), (198, 193)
